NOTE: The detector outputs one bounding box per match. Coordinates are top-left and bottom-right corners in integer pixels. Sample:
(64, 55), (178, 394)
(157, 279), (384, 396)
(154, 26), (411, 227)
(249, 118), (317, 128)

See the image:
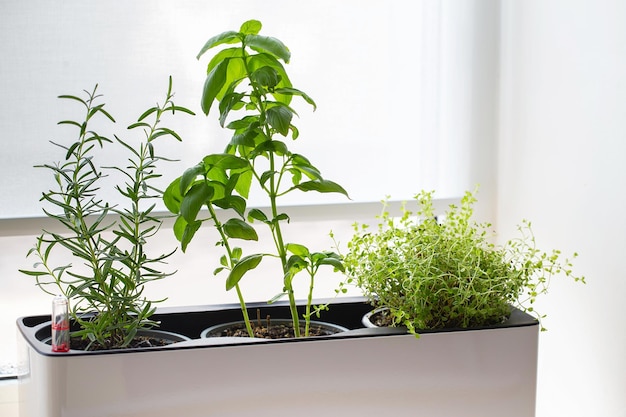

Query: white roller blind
(0, 0), (484, 219)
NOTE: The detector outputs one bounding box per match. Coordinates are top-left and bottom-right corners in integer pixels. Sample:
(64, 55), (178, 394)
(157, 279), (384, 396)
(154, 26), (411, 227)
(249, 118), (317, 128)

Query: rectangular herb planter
(17, 297), (539, 417)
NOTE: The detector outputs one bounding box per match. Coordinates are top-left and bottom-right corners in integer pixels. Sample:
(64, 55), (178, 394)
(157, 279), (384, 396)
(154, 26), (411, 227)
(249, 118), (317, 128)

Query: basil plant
(163, 20), (348, 337)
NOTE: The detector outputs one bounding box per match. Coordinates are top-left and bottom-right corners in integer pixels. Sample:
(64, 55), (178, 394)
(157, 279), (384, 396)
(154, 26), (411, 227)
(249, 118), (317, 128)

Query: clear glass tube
(51, 295), (70, 352)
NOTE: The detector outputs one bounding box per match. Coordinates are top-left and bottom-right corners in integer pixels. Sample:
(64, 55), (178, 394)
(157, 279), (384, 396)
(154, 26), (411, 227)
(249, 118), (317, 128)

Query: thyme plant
(344, 189), (585, 335)
(163, 20), (347, 337)
(20, 78), (194, 349)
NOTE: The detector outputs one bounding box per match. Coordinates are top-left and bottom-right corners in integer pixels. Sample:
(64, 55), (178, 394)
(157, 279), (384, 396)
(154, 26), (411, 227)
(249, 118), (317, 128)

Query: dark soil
(66, 335), (174, 351)
(369, 309), (396, 327)
(208, 320), (338, 339)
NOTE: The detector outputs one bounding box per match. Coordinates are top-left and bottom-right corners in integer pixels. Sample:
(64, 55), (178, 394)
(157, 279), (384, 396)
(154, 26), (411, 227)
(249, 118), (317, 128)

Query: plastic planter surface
(17, 297), (539, 417)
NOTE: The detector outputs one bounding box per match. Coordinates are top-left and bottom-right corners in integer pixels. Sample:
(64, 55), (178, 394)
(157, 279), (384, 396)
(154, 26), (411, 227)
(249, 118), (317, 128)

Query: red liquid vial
(51, 295), (70, 352)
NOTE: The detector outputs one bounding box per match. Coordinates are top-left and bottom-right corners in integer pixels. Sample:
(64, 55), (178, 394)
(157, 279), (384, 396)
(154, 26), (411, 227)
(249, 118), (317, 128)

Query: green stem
(70, 92), (112, 331)
(207, 203), (255, 337)
(235, 283), (254, 337)
(241, 42), (300, 337)
(305, 265), (316, 337)
(268, 151), (300, 337)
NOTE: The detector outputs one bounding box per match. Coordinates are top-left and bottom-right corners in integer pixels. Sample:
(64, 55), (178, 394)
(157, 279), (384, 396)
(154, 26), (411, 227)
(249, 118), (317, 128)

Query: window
(0, 0), (499, 376)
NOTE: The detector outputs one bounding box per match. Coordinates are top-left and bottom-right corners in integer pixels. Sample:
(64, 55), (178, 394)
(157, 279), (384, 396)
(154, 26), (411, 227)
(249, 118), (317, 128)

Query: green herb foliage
(20, 78), (194, 349)
(344, 189), (585, 335)
(163, 20), (348, 337)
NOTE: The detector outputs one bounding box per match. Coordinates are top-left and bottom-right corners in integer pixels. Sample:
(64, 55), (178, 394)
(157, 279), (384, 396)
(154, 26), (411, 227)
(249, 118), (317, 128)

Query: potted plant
(19, 77), (195, 349)
(343, 188), (585, 334)
(16, 20), (564, 417)
(162, 19), (349, 338)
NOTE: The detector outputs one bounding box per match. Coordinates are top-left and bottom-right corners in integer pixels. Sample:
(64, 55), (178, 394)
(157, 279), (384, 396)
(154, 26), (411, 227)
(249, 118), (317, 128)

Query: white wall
(498, 1), (626, 416)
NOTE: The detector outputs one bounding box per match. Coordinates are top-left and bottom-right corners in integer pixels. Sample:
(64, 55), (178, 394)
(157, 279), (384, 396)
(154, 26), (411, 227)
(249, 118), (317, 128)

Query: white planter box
(17, 298), (538, 417)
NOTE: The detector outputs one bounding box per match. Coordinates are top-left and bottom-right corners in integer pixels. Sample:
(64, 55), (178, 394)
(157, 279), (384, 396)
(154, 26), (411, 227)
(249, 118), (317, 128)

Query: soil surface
(67, 335), (173, 351)
(369, 309), (396, 327)
(207, 320), (338, 339)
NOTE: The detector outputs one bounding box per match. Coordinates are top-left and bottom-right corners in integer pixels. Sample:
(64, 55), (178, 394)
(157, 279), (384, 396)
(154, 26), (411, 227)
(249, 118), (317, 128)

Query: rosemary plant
(20, 78), (194, 349)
